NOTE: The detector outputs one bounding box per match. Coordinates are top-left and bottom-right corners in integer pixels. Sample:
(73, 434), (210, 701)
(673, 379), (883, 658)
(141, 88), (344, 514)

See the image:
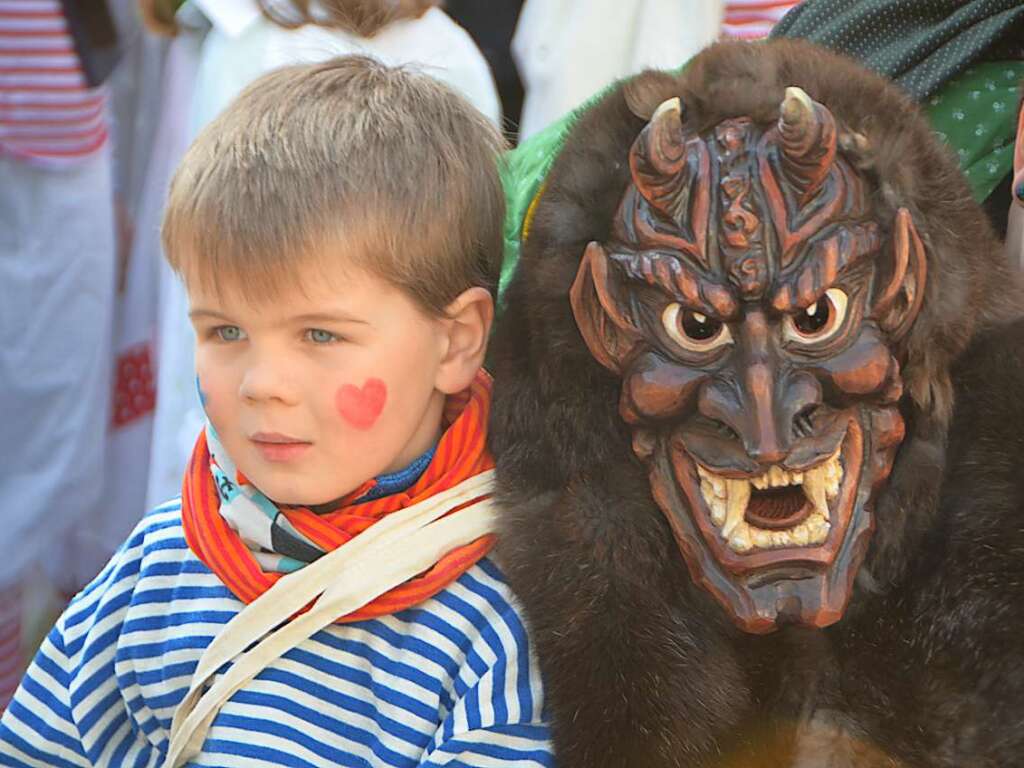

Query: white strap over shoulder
(163, 471), (498, 768)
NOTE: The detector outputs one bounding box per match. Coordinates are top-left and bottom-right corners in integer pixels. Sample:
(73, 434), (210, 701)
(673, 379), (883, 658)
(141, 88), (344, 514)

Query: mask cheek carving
(336, 378), (387, 431)
(810, 325), (896, 398)
(621, 353), (707, 424)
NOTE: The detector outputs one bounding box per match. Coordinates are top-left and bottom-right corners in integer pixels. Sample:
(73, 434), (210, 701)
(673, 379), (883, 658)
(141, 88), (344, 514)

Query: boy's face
(188, 263), (451, 506)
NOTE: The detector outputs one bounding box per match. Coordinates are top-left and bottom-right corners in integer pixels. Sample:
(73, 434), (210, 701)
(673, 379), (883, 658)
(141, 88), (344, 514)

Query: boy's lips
(250, 432), (312, 463)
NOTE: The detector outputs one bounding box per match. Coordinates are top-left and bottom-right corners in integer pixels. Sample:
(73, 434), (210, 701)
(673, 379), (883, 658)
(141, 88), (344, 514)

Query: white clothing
(512, 0), (723, 140)
(0, 148), (115, 589)
(144, 14), (208, 511)
(47, 5), (177, 592)
(190, 4), (501, 130)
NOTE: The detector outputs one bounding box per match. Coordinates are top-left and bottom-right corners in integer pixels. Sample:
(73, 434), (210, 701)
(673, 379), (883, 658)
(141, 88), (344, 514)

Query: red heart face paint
(336, 378), (387, 430)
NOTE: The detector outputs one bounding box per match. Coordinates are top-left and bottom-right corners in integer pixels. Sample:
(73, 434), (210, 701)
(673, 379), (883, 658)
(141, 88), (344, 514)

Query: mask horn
(778, 86), (838, 204)
(628, 96), (710, 267)
(645, 97), (686, 176)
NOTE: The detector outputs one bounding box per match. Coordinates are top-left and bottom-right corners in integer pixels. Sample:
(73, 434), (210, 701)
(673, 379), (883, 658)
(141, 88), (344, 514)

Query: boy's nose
(238, 358), (297, 404)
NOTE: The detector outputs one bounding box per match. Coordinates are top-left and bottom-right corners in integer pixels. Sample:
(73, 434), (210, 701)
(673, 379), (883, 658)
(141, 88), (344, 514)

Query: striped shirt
(0, 501), (553, 767)
(0, 0), (108, 165)
(722, 0), (801, 40)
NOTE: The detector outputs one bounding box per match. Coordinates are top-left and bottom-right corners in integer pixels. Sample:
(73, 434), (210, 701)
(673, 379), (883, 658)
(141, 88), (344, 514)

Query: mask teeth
(696, 447), (842, 554)
(721, 478), (750, 542)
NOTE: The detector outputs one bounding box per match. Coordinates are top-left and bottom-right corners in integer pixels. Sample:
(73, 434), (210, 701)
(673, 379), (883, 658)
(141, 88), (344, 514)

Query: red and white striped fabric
(722, 0), (800, 40)
(0, 0), (108, 165)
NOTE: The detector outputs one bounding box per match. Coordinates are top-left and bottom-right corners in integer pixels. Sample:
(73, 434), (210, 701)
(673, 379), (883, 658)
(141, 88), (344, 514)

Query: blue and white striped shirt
(0, 501), (553, 767)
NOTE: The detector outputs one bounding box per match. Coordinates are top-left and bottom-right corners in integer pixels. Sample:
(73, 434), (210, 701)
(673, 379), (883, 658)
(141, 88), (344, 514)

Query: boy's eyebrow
(290, 312), (370, 326)
(188, 308), (232, 322)
(187, 309), (369, 325)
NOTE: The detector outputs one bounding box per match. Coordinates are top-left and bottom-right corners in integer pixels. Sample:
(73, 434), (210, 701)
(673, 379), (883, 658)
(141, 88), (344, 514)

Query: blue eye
(215, 326), (246, 342)
(307, 329), (337, 344)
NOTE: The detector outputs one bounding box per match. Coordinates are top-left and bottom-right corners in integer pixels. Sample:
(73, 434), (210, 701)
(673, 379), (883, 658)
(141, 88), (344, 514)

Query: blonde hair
(162, 56), (506, 316)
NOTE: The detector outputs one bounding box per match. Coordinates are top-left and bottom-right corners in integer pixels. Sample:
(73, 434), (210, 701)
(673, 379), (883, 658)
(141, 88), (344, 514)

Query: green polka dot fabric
(928, 62), (1024, 202)
(771, 0), (1024, 102)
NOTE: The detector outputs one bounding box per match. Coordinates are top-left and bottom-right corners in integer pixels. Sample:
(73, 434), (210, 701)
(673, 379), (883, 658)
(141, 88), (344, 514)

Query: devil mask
(569, 88), (926, 633)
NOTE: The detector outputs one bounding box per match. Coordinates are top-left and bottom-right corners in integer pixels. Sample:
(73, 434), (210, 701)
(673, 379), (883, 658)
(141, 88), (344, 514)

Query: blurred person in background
(0, 0), (118, 711)
(719, 0), (802, 39)
(44, 0), (171, 626)
(444, 0), (525, 137)
(142, 0), (501, 512)
(512, 0), (800, 141)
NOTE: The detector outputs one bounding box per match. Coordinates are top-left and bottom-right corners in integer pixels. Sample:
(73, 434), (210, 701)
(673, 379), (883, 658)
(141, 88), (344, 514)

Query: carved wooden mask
(570, 90), (926, 633)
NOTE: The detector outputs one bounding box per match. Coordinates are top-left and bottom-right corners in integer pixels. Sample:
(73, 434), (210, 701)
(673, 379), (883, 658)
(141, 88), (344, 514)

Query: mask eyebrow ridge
(609, 248), (739, 321)
(770, 221), (881, 313)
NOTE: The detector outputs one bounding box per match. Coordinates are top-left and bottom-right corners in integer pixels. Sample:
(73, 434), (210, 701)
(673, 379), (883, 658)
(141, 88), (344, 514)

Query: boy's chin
(252, 471), (356, 510)
(265, 486), (353, 510)
(238, 452), (378, 509)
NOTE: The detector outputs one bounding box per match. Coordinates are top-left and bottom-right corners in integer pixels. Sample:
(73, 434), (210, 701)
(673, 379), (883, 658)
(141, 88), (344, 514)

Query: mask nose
(697, 309), (823, 467)
(742, 362), (787, 464)
(698, 369), (821, 466)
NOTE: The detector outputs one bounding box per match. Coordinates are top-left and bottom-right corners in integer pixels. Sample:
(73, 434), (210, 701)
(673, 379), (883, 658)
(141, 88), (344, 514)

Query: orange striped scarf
(181, 371), (496, 622)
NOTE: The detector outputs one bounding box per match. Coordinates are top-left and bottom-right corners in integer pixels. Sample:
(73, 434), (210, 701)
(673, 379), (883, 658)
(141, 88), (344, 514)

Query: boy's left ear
(434, 287), (494, 394)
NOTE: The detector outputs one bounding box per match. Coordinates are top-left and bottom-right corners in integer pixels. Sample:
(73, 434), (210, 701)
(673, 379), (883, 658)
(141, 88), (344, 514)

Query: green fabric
(500, 119), (570, 310)
(499, 85), (618, 310)
(927, 61), (1024, 202)
(771, 0), (1024, 101)
(498, 59), (1024, 306)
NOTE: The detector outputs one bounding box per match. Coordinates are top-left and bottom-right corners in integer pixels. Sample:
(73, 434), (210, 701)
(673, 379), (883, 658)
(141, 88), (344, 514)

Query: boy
(0, 57), (553, 767)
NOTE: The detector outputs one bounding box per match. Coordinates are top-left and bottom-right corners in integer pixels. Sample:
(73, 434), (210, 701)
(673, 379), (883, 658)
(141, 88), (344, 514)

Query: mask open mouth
(657, 409), (873, 631)
(695, 446), (843, 554)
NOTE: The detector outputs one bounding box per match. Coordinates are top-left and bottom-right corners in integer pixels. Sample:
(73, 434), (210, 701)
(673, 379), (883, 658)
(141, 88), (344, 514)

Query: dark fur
(490, 40), (1024, 766)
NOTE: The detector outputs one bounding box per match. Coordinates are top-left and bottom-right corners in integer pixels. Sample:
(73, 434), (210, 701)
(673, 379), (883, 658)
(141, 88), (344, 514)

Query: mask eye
(662, 303), (733, 353)
(784, 288), (849, 344)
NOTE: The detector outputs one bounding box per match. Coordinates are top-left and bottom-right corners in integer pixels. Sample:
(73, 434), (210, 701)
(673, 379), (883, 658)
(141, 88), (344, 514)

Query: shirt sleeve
(0, 619), (90, 768)
(417, 569), (555, 768)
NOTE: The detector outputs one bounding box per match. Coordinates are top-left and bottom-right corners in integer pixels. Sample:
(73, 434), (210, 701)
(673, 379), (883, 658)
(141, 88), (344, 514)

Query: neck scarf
(181, 371), (496, 622)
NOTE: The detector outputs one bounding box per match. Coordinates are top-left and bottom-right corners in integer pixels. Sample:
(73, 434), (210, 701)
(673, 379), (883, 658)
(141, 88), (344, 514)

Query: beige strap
(163, 471), (497, 768)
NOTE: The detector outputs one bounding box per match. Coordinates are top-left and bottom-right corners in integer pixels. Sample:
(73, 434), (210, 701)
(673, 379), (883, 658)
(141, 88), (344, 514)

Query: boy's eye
(215, 325), (246, 342)
(306, 329), (337, 344)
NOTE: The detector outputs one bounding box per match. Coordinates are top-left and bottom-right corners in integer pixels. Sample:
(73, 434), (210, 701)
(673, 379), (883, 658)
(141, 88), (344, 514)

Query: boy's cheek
(194, 360), (217, 400)
(334, 377), (388, 431)
(194, 358), (230, 428)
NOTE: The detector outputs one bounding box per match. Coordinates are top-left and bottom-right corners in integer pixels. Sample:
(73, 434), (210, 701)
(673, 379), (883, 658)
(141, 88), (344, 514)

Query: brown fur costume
(490, 40), (1024, 767)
